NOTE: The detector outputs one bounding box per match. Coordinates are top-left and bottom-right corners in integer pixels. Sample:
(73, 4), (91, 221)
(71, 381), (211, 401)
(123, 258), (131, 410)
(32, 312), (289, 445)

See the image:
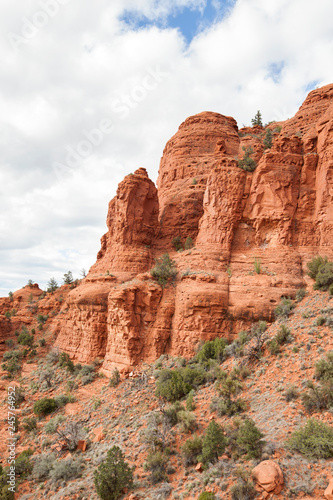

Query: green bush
(195, 337), (228, 364)
(58, 352), (75, 373)
(81, 373), (96, 385)
(313, 261), (333, 290)
(235, 419), (264, 459)
(178, 410), (197, 433)
(307, 256), (327, 279)
(156, 369), (192, 402)
(287, 419), (333, 458)
(238, 146), (256, 172)
(200, 420), (226, 465)
(182, 435), (203, 466)
(23, 416), (37, 432)
(171, 236), (183, 251)
(150, 253), (177, 288)
(15, 449), (33, 477)
(144, 451), (168, 484)
(17, 333), (34, 347)
(315, 352), (333, 381)
(197, 493), (216, 500)
(54, 394), (69, 408)
(33, 398), (57, 416)
(251, 110), (263, 127)
(109, 367), (121, 387)
(94, 446), (134, 500)
(186, 390), (195, 411)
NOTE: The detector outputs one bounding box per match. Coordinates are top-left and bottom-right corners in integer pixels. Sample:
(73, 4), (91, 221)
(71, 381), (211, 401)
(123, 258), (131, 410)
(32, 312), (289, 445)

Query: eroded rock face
(90, 167), (159, 276)
(52, 84), (333, 372)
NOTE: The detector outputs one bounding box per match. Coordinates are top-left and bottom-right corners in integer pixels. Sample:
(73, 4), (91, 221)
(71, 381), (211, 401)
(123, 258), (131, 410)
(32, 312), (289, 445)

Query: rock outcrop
(252, 460), (284, 494)
(46, 84), (333, 371)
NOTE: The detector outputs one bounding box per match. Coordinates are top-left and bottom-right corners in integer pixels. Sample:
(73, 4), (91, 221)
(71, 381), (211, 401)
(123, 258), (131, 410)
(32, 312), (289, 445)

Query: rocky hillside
(0, 83), (333, 500)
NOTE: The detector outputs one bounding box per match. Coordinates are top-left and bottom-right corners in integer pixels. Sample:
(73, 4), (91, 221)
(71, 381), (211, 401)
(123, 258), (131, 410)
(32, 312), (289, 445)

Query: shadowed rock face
(53, 84), (333, 373)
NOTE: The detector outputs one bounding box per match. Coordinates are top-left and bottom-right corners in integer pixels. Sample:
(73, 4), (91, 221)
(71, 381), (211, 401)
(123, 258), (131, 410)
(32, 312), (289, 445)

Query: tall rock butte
(54, 84), (333, 374)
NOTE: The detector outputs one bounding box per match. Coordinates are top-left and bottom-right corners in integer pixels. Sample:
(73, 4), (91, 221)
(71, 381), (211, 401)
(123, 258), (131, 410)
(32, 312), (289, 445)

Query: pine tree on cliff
(251, 110), (263, 127)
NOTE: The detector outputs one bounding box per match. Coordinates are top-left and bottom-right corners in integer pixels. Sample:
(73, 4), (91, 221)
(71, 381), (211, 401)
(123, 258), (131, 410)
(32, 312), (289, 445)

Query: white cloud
(0, 0), (333, 295)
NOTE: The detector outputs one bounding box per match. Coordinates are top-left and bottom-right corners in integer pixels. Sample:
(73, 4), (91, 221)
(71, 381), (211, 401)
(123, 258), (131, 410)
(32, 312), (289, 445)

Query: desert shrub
(245, 321), (269, 362)
(301, 381), (332, 413)
(268, 324), (291, 355)
(50, 457), (82, 482)
(253, 257), (261, 274)
(33, 398), (57, 416)
(58, 352), (75, 372)
(164, 402), (184, 426)
(307, 255), (327, 279)
(56, 420), (83, 451)
(39, 369), (54, 388)
(213, 397), (247, 417)
(81, 373), (96, 385)
(151, 253), (177, 288)
(15, 449), (33, 477)
(274, 297), (295, 319)
(5, 339), (14, 348)
(46, 349), (59, 364)
(284, 385), (299, 402)
(156, 369), (192, 402)
(238, 146), (256, 172)
(79, 364), (95, 376)
(235, 419), (264, 459)
(109, 367), (120, 387)
(54, 394), (69, 408)
(287, 419), (333, 458)
(197, 493), (216, 500)
(225, 331), (249, 358)
(33, 452), (56, 481)
(230, 481), (256, 500)
(195, 337), (228, 364)
(44, 415), (66, 434)
(23, 416), (37, 432)
(185, 237), (193, 250)
(182, 435), (203, 466)
(2, 357), (21, 376)
(144, 451), (169, 484)
(39, 338), (46, 347)
(317, 315), (326, 326)
(313, 262), (333, 290)
(171, 236), (183, 251)
(17, 332), (34, 347)
(186, 390), (195, 411)
(315, 352), (333, 381)
(181, 365), (206, 387)
(295, 288), (307, 302)
(200, 421), (226, 465)
(178, 411), (197, 433)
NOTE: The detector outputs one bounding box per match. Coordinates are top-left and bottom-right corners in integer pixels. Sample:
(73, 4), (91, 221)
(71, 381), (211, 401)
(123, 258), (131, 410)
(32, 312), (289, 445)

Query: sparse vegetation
(263, 128), (273, 149)
(200, 420), (226, 465)
(251, 110), (263, 127)
(150, 253), (177, 287)
(238, 146), (256, 172)
(172, 236), (183, 251)
(274, 297), (295, 319)
(287, 419), (333, 458)
(109, 367), (121, 387)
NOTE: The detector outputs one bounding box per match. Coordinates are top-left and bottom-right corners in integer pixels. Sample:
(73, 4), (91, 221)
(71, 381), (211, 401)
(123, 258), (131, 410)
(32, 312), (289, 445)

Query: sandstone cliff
(31, 84), (333, 372)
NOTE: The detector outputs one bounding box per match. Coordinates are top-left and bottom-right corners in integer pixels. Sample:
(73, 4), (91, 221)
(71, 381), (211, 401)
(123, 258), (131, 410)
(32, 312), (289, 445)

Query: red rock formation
(252, 460), (284, 494)
(89, 167), (159, 277)
(157, 112), (240, 249)
(35, 84), (333, 371)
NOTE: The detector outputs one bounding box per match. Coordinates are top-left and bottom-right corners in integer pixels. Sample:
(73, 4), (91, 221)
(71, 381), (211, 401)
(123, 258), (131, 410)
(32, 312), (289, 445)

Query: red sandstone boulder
(252, 460), (284, 494)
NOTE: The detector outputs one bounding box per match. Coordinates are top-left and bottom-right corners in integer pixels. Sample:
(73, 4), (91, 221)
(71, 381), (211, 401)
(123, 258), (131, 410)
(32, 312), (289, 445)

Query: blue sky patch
(120, 0), (236, 44)
(267, 61), (285, 83)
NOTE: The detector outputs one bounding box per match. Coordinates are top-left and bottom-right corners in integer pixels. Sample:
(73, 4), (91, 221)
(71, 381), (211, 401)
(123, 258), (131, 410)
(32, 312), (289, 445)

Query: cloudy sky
(0, 0), (333, 296)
